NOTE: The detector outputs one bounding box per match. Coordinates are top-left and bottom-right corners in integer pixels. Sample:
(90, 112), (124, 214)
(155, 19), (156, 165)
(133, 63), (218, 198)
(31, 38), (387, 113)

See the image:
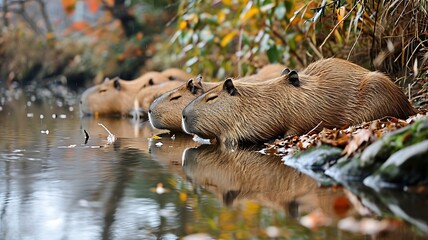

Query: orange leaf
(71, 21), (91, 31)
(86, 0), (101, 13)
(62, 0), (76, 15)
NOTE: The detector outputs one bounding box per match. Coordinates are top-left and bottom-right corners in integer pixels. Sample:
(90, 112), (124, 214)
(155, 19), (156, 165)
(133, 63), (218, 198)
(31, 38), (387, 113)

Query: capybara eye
(170, 95), (181, 101)
(206, 94), (218, 102)
(99, 89), (107, 93)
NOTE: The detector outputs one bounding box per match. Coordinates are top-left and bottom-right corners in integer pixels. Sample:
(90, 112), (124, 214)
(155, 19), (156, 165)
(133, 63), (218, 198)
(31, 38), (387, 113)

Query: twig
(306, 121), (323, 135)
(98, 123), (116, 144)
(319, 1), (360, 49)
(36, 0), (54, 36)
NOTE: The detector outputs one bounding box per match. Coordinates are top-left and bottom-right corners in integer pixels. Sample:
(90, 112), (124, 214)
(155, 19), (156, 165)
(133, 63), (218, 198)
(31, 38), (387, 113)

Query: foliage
(0, 0), (179, 89)
(167, 0), (428, 82)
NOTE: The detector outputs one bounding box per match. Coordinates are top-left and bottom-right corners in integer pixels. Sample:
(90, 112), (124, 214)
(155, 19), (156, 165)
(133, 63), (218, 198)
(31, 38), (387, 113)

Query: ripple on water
(1, 150), (42, 162)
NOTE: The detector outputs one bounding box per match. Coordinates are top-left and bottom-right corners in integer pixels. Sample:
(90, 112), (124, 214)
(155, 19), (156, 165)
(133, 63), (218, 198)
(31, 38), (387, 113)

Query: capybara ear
(194, 74), (203, 89)
(103, 77), (110, 83)
(186, 79), (194, 91)
(280, 68), (291, 76)
(113, 78), (121, 90)
(288, 70), (300, 87)
(223, 190), (240, 206)
(148, 78), (154, 86)
(168, 76), (176, 81)
(223, 78), (237, 96)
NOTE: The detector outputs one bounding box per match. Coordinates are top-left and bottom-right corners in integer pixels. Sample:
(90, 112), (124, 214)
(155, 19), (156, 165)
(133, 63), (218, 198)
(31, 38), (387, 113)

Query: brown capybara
(80, 70), (187, 116)
(161, 68), (193, 81)
(134, 81), (189, 115)
(148, 64), (286, 132)
(182, 58), (417, 146)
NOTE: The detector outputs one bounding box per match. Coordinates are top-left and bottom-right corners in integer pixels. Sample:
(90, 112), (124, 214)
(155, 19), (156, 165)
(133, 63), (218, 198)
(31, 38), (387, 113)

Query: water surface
(0, 92), (427, 240)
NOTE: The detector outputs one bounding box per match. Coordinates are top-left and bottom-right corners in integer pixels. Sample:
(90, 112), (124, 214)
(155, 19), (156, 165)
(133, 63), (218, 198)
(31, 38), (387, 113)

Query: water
(0, 92), (427, 240)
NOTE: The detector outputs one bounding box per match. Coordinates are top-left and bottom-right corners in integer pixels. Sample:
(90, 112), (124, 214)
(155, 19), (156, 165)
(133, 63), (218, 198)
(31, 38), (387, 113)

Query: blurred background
(0, 0), (427, 106)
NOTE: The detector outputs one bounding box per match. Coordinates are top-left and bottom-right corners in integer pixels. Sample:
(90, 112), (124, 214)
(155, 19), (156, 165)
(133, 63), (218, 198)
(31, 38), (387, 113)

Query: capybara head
(182, 58), (416, 146)
(181, 71), (300, 145)
(135, 81), (187, 116)
(80, 71), (169, 116)
(161, 68), (193, 82)
(149, 76), (220, 132)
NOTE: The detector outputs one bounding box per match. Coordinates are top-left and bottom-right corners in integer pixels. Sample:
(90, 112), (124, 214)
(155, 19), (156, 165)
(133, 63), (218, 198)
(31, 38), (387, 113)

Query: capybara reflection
(80, 69), (189, 116)
(134, 81), (189, 116)
(149, 64), (286, 132)
(182, 144), (342, 214)
(182, 58), (417, 145)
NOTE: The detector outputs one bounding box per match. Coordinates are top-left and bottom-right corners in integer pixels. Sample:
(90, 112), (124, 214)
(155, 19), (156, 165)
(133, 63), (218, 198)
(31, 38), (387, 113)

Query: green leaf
(267, 45), (279, 63)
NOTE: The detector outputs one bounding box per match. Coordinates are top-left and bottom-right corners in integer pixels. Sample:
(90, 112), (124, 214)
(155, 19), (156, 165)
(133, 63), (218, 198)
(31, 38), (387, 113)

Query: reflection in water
(343, 182), (428, 234)
(182, 144), (341, 217)
(0, 95), (427, 239)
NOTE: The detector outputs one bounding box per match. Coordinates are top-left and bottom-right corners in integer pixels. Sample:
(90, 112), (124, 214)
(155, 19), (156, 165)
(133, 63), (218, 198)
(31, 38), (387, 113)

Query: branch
(2, 0), (9, 28)
(35, 0), (54, 35)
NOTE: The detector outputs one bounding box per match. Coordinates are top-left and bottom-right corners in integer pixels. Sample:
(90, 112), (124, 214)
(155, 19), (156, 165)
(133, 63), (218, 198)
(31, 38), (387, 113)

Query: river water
(0, 90), (427, 240)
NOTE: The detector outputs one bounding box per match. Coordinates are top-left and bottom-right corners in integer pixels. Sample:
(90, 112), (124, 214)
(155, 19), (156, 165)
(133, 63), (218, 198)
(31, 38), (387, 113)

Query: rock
(283, 145), (342, 170)
(360, 119), (428, 168)
(364, 140), (428, 189)
(324, 156), (372, 183)
(327, 119), (428, 186)
(283, 145), (342, 185)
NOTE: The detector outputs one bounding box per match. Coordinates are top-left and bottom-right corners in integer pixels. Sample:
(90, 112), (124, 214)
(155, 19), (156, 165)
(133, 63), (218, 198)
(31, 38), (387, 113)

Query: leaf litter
(262, 112), (428, 158)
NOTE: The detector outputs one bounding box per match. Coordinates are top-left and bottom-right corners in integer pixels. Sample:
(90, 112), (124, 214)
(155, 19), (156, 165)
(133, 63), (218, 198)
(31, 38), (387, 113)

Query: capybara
(161, 68), (193, 81)
(182, 58), (417, 146)
(148, 64), (286, 132)
(80, 70), (187, 116)
(134, 81), (188, 115)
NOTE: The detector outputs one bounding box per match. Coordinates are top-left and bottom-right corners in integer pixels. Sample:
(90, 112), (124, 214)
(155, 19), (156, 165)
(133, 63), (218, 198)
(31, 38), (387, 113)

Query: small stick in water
(84, 129), (89, 144)
(98, 123), (116, 144)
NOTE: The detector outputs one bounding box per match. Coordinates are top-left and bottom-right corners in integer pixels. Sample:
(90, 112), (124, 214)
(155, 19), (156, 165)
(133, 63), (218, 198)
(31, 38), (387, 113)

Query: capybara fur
(80, 70), (186, 116)
(182, 58), (417, 145)
(161, 68), (193, 81)
(149, 64), (286, 132)
(135, 81), (188, 115)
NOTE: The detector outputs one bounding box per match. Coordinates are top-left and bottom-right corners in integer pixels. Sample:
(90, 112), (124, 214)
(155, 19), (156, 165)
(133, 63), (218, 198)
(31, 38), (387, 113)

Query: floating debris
(84, 129), (89, 144)
(27, 113), (34, 118)
(155, 142), (163, 147)
(59, 114), (67, 119)
(171, 134), (176, 140)
(192, 135), (211, 144)
(26, 101), (32, 107)
(52, 114), (57, 119)
(0, 106), (2, 111)
(30, 95), (36, 102)
(98, 123), (116, 144)
(69, 106), (74, 112)
(41, 130), (49, 135)
(39, 114), (44, 119)
(151, 182), (169, 194)
(152, 135), (162, 140)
